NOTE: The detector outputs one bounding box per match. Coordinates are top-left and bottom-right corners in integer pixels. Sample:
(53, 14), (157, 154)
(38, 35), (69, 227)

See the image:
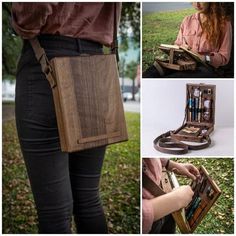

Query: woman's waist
(22, 34), (103, 54)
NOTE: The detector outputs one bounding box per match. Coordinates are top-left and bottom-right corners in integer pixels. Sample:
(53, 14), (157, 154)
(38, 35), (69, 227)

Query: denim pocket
(16, 51), (57, 127)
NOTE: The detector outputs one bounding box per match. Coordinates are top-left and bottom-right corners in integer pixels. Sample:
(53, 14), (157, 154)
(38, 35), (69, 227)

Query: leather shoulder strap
(30, 38), (56, 88)
(143, 171), (165, 197)
(153, 131), (189, 155)
(153, 131), (211, 155)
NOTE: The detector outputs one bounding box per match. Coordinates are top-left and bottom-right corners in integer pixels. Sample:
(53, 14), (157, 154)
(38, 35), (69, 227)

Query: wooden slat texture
(50, 54), (128, 152)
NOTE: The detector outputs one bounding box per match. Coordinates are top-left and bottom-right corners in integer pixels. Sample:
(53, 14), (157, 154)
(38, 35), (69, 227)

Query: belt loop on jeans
(76, 38), (81, 53)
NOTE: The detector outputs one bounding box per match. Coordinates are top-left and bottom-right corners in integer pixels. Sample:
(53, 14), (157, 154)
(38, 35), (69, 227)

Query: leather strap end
(47, 72), (57, 89)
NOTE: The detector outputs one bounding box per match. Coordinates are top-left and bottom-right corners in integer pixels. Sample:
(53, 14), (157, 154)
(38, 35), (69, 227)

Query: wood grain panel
(50, 54), (128, 152)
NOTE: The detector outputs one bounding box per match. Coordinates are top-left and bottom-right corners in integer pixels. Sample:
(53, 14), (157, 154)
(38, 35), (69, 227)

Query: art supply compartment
(161, 166), (221, 233)
(171, 83), (216, 143)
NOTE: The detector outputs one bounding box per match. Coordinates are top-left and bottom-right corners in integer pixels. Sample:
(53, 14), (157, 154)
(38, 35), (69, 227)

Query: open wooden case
(155, 45), (197, 71)
(171, 83), (216, 143)
(160, 166), (221, 233)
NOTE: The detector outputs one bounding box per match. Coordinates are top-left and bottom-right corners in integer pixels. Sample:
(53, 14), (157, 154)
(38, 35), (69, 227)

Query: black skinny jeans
(142, 64), (219, 78)
(150, 215), (176, 234)
(15, 35), (108, 234)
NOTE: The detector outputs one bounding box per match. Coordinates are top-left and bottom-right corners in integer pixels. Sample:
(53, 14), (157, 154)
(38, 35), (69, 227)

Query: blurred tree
(2, 2), (22, 80)
(119, 3), (140, 96)
(119, 2), (140, 52)
(125, 61), (138, 100)
(119, 57), (126, 92)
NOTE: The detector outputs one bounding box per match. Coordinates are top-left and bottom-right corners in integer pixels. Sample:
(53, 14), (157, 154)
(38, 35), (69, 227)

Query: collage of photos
(1, 1), (235, 235)
(142, 1), (234, 235)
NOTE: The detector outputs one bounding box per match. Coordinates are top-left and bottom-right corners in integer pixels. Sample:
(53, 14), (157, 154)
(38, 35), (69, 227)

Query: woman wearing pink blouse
(175, 2), (232, 68)
(142, 158), (199, 234)
(143, 2), (233, 78)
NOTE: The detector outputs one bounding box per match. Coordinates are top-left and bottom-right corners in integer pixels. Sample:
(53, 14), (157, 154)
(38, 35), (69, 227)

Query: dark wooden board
(50, 54), (128, 152)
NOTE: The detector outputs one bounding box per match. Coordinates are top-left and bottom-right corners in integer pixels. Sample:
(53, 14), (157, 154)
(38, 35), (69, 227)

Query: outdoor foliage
(120, 2), (140, 51)
(142, 8), (195, 71)
(173, 158), (234, 234)
(2, 3), (22, 80)
(2, 112), (140, 234)
(101, 112), (140, 233)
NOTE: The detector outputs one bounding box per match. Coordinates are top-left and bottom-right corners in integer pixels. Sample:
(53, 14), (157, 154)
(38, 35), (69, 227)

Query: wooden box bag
(171, 83), (215, 142)
(154, 83), (215, 155)
(155, 44), (197, 71)
(143, 165), (221, 233)
(29, 6), (128, 152)
(154, 44), (211, 72)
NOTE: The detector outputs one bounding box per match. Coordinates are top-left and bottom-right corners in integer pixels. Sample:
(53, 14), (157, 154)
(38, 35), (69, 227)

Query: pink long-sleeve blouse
(142, 158), (168, 234)
(11, 3), (121, 47)
(175, 12), (232, 68)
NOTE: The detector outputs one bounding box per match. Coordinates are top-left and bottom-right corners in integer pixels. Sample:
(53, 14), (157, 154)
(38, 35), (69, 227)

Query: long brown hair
(201, 3), (231, 49)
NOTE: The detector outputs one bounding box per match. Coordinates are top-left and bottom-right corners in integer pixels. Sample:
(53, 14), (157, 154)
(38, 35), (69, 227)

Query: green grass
(2, 101), (15, 105)
(142, 8), (195, 71)
(2, 112), (140, 234)
(173, 158), (234, 234)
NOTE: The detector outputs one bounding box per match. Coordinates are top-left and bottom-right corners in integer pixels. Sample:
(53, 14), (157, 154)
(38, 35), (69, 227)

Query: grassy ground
(2, 112), (140, 234)
(173, 158), (234, 234)
(142, 8), (195, 71)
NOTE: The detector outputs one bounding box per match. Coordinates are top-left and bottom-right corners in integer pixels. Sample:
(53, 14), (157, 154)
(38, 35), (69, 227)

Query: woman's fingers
(188, 164), (200, 177)
(185, 170), (197, 180)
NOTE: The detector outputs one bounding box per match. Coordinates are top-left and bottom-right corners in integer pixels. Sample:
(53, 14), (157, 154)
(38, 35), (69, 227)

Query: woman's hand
(150, 185), (194, 222)
(168, 161), (200, 180)
(172, 185), (194, 209)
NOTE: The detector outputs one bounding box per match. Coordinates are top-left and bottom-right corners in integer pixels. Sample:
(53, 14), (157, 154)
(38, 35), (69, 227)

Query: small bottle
(203, 99), (211, 121)
(188, 93), (193, 121)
